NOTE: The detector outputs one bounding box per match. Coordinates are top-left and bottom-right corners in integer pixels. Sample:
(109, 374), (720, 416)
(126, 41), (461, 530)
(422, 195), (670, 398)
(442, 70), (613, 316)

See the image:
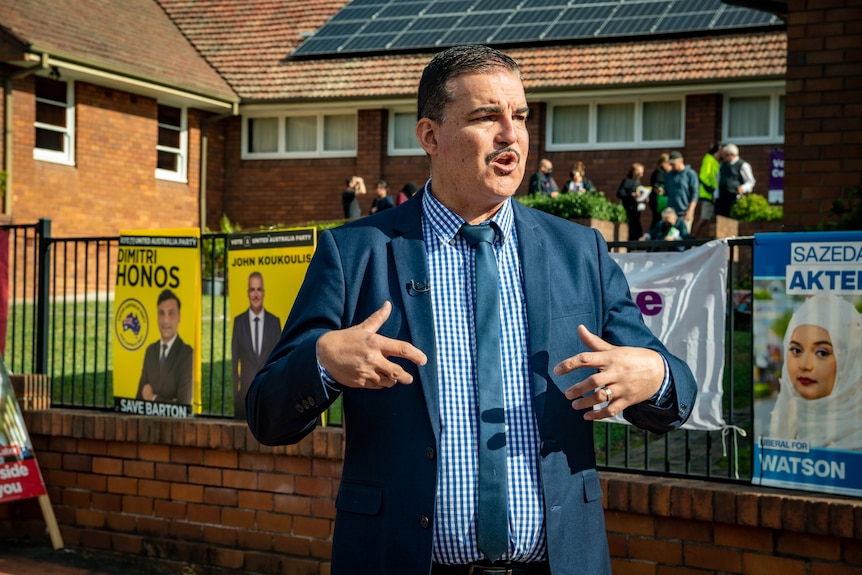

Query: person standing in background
(664, 151), (699, 234)
(648, 153), (671, 230)
(397, 181), (419, 205)
(715, 143), (756, 218)
(370, 179), (395, 214)
(692, 143), (723, 237)
(617, 162), (646, 241)
(528, 158), (559, 197)
(342, 175), (366, 219)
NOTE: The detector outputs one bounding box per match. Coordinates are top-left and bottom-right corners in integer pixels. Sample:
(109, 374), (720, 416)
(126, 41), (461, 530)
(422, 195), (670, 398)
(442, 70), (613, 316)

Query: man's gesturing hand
(555, 325), (663, 420)
(316, 301), (428, 389)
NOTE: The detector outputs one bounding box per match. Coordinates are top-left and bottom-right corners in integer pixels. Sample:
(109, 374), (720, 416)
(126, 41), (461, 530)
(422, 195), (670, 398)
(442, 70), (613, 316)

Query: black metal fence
(2, 220), (755, 482)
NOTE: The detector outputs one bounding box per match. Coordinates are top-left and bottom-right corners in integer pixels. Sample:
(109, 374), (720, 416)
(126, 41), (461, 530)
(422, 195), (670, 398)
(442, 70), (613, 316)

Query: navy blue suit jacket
(247, 190), (697, 574)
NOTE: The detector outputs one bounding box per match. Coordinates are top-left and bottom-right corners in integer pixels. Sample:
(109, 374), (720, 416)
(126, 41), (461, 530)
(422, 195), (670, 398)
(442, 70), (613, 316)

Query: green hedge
(516, 191), (627, 223)
(729, 193), (783, 222)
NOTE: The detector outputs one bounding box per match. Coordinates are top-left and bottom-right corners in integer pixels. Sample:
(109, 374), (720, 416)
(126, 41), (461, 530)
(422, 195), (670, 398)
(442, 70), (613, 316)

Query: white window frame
(388, 109), (423, 156)
(241, 110), (358, 159)
(546, 96), (685, 151)
(33, 78), (75, 166)
(722, 90), (785, 145)
(155, 104), (188, 183)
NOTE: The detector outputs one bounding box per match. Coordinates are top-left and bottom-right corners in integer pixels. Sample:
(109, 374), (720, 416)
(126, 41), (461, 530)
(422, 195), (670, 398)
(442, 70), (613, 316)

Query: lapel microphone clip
(406, 279), (431, 295)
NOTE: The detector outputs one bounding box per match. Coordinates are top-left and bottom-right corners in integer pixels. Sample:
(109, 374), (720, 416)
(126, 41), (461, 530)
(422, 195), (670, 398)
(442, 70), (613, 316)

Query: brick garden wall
(3, 410), (862, 575)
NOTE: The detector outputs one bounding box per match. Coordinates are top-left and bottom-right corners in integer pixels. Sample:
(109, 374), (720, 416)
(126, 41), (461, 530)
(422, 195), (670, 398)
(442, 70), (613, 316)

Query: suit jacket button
(426, 447), (436, 460)
(301, 399), (310, 409)
(295, 403), (304, 412)
(307, 396), (317, 407)
(420, 515), (431, 529)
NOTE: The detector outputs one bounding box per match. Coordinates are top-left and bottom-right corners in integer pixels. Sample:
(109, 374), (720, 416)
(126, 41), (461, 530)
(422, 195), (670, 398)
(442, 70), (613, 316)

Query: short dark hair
(417, 45), (521, 124)
(157, 288), (180, 311)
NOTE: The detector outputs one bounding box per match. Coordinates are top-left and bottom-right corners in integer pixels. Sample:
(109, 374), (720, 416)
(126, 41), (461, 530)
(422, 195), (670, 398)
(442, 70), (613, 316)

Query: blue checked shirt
(422, 186), (547, 564)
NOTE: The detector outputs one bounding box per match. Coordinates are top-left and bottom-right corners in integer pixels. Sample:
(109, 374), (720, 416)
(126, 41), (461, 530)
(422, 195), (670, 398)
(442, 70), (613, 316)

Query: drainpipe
(199, 102), (238, 232)
(3, 53), (49, 216)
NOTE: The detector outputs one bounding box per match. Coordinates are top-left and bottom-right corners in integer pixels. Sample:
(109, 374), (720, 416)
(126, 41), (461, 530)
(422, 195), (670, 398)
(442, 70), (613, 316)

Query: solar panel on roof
(290, 0), (783, 58)
(472, 0), (524, 11)
(491, 23), (552, 42)
(599, 17), (658, 36)
(378, 3), (427, 18)
(613, 2), (671, 18)
(340, 34), (394, 51)
(441, 27), (495, 45)
(459, 12), (510, 28)
(654, 12), (717, 33)
(425, 1), (472, 15)
(513, 8), (565, 25)
(408, 15), (462, 32)
(714, 7), (778, 27)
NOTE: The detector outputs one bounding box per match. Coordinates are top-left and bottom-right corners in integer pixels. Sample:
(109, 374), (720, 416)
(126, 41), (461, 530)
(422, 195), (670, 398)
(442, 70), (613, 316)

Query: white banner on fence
(609, 239), (729, 431)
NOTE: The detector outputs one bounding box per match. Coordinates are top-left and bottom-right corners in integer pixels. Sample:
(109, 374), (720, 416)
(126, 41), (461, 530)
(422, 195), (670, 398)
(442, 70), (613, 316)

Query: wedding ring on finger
(604, 386), (613, 403)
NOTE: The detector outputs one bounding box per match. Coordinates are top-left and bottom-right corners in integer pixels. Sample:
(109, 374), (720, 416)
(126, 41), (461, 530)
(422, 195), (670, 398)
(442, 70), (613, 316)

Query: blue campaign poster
(752, 231), (862, 496)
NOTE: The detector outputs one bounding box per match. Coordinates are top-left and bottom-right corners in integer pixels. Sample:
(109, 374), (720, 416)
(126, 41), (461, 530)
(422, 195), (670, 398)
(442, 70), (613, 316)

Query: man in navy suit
(232, 271), (281, 420)
(247, 45), (697, 575)
(136, 288), (192, 405)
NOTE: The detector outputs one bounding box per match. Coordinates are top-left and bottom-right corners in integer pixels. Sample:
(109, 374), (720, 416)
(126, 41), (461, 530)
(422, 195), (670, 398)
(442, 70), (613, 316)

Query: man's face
(248, 275), (264, 314)
(158, 298), (180, 343)
(417, 70), (529, 220)
(671, 158), (685, 172)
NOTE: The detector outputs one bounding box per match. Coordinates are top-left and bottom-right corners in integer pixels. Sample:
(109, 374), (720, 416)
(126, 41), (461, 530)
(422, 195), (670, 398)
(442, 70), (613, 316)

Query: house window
(551, 105), (588, 145)
(242, 111), (357, 158)
(34, 76), (75, 165)
(389, 110), (423, 155)
(155, 104), (187, 182)
(724, 92), (785, 144)
(548, 97), (684, 150)
(248, 117), (279, 153)
(596, 103), (635, 143)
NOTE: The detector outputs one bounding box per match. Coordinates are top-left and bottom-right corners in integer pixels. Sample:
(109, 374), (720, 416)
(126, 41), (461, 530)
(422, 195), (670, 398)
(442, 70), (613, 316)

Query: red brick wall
(8, 77), (206, 237)
(783, 0), (862, 230)
(223, 96), (784, 231)
(220, 112), (432, 230)
(4, 410), (862, 575)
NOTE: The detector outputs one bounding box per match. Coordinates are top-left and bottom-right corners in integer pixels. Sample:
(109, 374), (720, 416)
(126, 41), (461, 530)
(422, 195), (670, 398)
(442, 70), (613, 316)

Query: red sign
(0, 458), (46, 504)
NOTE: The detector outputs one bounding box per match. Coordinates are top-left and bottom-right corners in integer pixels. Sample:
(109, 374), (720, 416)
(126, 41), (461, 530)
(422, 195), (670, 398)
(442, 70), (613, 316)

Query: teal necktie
(459, 223), (508, 562)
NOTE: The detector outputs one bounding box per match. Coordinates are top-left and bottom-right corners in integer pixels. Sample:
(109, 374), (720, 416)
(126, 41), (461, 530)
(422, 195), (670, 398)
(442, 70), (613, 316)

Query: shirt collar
(421, 179), (514, 246)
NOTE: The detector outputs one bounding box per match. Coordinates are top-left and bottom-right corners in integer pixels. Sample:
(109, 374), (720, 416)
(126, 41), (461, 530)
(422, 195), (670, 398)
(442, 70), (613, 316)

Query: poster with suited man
(114, 229), (201, 418)
(227, 229), (315, 419)
(231, 271), (281, 419)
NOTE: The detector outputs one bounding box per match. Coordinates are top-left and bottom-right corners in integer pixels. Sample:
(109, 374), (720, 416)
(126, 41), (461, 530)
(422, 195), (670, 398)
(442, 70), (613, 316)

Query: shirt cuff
(650, 354), (672, 405)
(317, 360), (340, 400)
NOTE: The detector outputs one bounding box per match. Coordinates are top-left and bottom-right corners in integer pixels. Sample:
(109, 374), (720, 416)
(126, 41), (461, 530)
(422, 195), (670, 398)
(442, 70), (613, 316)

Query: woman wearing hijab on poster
(768, 293), (862, 449)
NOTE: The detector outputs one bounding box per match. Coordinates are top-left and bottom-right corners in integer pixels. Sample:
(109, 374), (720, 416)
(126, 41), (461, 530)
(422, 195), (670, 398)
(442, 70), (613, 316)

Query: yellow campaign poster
(227, 228), (316, 419)
(113, 229), (201, 417)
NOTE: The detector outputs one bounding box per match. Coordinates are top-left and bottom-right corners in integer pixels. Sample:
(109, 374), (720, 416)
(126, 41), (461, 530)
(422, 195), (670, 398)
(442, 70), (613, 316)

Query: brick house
(0, 0), (795, 237)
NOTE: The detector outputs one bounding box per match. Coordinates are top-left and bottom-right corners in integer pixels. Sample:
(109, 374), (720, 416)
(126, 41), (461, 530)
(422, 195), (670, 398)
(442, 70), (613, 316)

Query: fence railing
(600, 236), (754, 482)
(2, 220), (755, 482)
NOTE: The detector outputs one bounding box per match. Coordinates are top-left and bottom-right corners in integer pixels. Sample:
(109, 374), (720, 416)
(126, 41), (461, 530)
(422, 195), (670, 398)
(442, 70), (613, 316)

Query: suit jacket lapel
(392, 193), (441, 442)
(512, 202), (551, 423)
